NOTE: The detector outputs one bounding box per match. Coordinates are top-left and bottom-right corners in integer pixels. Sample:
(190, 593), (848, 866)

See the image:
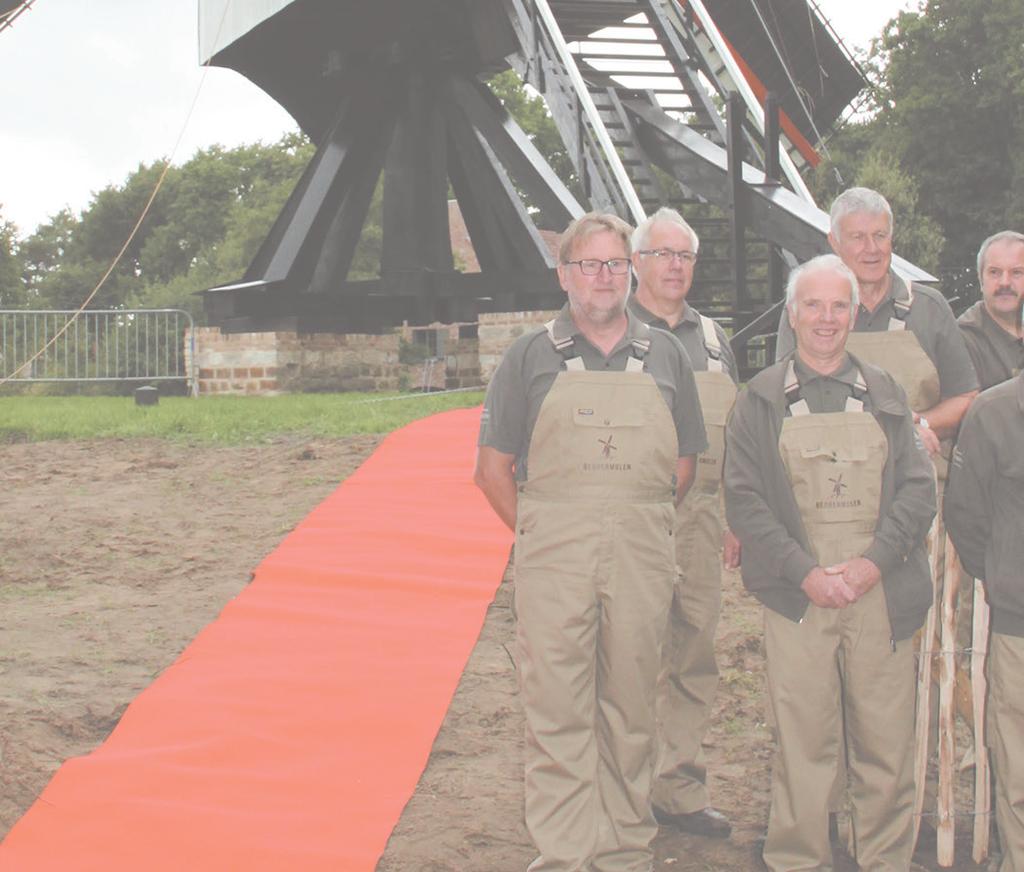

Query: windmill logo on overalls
(599, 435), (617, 459)
(829, 474), (847, 499)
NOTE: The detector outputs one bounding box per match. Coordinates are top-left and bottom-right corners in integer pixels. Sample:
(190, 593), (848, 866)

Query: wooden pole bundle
(936, 533), (960, 865)
(971, 578), (991, 864)
(912, 515), (943, 849)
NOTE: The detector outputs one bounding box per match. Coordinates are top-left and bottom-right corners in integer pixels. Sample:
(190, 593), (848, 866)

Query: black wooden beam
(726, 92), (749, 312)
(381, 71), (455, 278)
(445, 88), (555, 274)
(451, 75), (582, 230)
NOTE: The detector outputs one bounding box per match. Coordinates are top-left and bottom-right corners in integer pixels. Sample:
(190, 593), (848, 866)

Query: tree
(0, 211), (22, 308)
(17, 134), (318, 317)
(487, 70), (582, 211)
(818, 0), (1024, 297)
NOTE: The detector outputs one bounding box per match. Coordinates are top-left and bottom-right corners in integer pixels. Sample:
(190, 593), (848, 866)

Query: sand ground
(0, 437), (990, 870)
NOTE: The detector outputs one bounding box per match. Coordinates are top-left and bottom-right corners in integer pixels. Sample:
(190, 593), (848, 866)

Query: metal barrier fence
(0, 309), (197, 396)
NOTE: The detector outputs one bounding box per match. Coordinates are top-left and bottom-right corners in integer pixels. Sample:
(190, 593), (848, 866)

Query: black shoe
(653, 806), (732, 838)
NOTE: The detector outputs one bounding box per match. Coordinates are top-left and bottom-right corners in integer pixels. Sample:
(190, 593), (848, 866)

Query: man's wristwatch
(918, 417), (930, 430)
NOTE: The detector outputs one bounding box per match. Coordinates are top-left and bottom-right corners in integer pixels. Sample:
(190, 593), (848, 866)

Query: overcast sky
(0, 0), (914, 238)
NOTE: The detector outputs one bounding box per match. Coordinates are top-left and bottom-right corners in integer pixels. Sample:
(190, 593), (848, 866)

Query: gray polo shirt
(775, 272), (979, 399)
(627, 296), (739, 383)
(957, 300), (1024, 391)
(479, 304), (708, 480)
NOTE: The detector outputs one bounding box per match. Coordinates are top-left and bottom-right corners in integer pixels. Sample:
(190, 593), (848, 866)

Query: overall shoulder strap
(888, 281), (914, 331)
(785, 359), (870, 415)
(545, 318), (585, 370)
(626, 321), (651, 373)
(783, 359), (811, 417)
(698, 313), (725, 373)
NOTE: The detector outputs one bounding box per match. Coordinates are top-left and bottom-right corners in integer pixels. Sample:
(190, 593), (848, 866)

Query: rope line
(0, 0), (235, 386)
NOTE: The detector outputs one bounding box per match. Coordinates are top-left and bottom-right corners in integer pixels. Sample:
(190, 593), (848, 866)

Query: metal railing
(0, 309), (198, 396)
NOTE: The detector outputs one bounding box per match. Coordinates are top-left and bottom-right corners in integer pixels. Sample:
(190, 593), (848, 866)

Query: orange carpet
(0, 406), (513, 871)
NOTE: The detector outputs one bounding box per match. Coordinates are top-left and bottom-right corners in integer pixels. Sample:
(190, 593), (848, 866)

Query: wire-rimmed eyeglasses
(563, 258), (632, 276)
(637, 248), (697, 264)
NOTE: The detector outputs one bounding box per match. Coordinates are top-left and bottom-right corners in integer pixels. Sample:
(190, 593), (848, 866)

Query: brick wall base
(187, 325), (485, 395)
(186, 313), (554, 396)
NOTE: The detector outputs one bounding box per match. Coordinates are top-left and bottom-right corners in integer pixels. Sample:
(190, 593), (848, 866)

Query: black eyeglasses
(563, 258), (632, 275)
(637, 248), (697, 263)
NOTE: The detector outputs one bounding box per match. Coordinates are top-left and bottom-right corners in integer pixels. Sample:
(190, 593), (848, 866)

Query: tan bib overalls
(762, 361), (918, 872)
(654, 314), (737, 815)
(845, 290), (957, 832)
(515, 326), (678, 872)
(844, 311), (943, 474)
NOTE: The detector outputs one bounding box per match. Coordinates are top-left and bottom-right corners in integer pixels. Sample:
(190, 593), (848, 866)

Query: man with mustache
(945, 296), (1024, 872)
(958, 230), (1024, 390)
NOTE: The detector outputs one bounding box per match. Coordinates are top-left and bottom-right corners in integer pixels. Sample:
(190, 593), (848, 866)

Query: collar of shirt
(793, 353), (858, 388)
(857, 271), (911, 327)
(550, 303), (649, 357)
(979, 299), (1024, 347)
(627, 295), (696, 333)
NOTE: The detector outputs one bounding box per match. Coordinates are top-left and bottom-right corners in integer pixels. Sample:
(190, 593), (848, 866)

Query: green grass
(0, 391), (485, 443)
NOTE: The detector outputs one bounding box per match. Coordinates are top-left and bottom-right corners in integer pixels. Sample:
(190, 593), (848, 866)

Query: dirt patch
(0, 436), (380, 838)
(0, 439), (991, 870)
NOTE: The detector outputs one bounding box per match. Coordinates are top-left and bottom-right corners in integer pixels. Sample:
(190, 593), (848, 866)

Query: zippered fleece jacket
(724, 354), (937, 641)
(945, 374), (1024, 637)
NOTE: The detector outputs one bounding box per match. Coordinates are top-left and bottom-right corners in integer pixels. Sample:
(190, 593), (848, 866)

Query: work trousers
(763, 584), (917, 872)
(990, 632), (1024, 872)
(515, 497), (675, 872)
(653, 490), (721, 814)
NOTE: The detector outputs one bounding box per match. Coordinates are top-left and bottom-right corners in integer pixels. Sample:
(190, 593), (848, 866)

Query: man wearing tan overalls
(775, 187), (979, 840)
(727, 255), (936, 870)
(628, 207), (738, 839)
(475, 212), (707, 872)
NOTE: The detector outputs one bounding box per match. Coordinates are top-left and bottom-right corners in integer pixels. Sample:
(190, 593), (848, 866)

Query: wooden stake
(937, 533), (960, 866)
(971, 578), (991, 864)
(912, 514), (942, 850)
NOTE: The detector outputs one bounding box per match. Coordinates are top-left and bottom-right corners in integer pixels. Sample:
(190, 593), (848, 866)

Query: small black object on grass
(135, 386), (159, 406)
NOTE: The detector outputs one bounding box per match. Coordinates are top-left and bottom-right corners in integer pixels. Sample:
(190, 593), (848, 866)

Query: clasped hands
(801, 557), (881, 609)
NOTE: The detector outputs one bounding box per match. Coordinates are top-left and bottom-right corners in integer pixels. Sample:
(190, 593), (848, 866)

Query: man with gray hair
(958, 230), (1024, 390)
(628, 206), (738, 838)
(776, 187), (978, 461)
(727, 254), (936, 870)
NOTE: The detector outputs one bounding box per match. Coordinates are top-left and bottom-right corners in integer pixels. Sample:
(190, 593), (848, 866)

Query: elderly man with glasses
(628, 207), (738, 839)
(475, 211), (707, 871)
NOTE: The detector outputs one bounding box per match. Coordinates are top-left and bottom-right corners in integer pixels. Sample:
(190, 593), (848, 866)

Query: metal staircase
(501, 0), (935, 347)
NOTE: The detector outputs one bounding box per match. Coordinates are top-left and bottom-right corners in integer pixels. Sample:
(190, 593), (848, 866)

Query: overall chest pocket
(784, 439), (883, 526)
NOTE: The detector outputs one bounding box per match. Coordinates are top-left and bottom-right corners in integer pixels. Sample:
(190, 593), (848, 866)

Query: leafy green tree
(487, 70), (582, 209)
(817, 0), (1024, 295)
(19, 134), (318, 317)
(0, 211), (23, 308)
